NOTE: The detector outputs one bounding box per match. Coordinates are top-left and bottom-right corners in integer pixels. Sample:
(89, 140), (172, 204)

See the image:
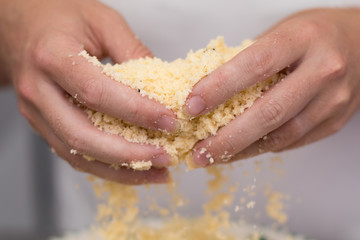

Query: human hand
(185, 8), (360, 167)
(0, 0), (177, 184)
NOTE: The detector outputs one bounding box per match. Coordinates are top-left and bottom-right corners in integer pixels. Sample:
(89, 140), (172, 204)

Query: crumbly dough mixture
(80, 37), (282, 169)
(58, 38), (299, 240)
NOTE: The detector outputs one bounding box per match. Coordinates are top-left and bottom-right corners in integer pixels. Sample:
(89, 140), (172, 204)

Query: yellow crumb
(265, 185), (288, 224)
(246, 201), (256, 209)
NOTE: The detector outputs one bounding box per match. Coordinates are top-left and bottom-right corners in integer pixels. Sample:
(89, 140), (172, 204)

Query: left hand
(185, 8), (360, 167)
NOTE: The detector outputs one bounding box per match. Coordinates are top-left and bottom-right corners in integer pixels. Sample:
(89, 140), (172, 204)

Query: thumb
(86, 2), (153, 63)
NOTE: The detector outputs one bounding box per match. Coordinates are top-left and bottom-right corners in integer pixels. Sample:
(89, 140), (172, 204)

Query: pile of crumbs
(79, 37), (284, 169)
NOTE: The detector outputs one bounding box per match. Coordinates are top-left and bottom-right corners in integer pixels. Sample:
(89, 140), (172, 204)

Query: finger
(20, 99), (169, 185)
(191, 59), (321, 167)
(56, 136), (170, 185)
(232, 76), (355, 159)
(85, 2), (153, 63)
(231, 97), (339, 160)
(33, 37), (177, 132)
(281, 119), (340, 151)
(283, 97), (358, 151)
(184, 27), (308, 117)
(29, 75), (172, 168)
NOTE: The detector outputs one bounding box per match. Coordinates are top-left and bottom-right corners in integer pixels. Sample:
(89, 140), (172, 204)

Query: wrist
(0, 0), (40, 86)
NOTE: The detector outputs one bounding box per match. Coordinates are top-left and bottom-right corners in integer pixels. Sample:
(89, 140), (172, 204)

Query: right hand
(0, 0), (177, 184)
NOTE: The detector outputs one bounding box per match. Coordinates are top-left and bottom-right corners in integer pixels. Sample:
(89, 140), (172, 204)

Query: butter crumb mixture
(80, 37), (283, 169)
(70, 38), (295, 240)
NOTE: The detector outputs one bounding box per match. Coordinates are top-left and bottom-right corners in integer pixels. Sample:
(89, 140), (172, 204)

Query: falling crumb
(255, 160), (262, 172)
(209, 157), (215, 164)
(246, 201), (256, 209)
(265, 185), (288, 224)
(243, 185), (256, 193)
(50, 147), (56, 154)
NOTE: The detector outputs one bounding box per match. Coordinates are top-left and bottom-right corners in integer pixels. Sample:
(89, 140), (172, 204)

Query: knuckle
(128, 41), (152, 59)
(329, 120), (344, 134)
(264, 133), (284, 151)
(266, 120), (304, 151)
(320, 54), (347, 81)
(17, 102), (31, 120)
(66, 134), (84, 153)
(17, 81), (35, 103)
(332, 87), (351, 110)
(289, 119), (306, 138)
(17, 79), (38, 104)
(244, 46), (274, 78)
(218, 134), (237, 156)
(259, 99), (285, 129)
(209, 69), (232, 102)
(32, 37), (55, 69)
(299, 20), (322, 39)
(123, 96), (149, 127)
(80, 79), (105, 108)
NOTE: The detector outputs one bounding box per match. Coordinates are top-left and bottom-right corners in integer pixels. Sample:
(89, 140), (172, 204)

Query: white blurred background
(1, 1), (360, 239)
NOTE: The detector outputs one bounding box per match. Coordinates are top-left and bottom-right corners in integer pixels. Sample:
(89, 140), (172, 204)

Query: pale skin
(0, 0), (178, 185)
(186, 8), (360, 167)
(1, 2), (359, 183)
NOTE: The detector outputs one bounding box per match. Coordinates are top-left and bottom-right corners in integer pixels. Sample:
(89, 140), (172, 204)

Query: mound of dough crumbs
(79, 37), (283, 170)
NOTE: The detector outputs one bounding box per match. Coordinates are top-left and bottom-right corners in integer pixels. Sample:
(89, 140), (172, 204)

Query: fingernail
(156, 115), (177, 132)
(186, 96), (206, 116)
(193, 148), (214, 167)
(152, 153), (171, 167)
